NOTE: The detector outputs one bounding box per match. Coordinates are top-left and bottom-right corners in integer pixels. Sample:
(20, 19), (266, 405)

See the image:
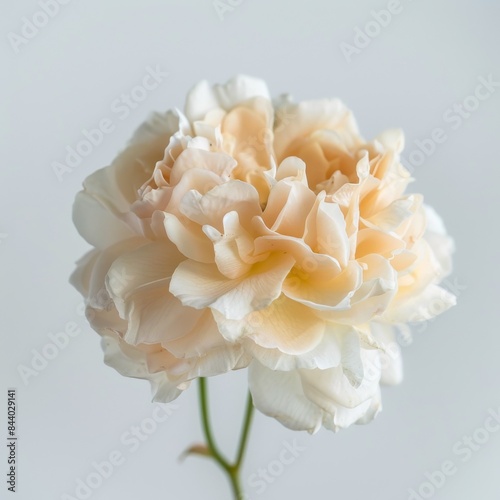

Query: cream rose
(72, 75), (455, 433)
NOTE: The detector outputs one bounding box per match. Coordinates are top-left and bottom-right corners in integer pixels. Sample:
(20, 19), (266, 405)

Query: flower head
(72, 75), (455, 433)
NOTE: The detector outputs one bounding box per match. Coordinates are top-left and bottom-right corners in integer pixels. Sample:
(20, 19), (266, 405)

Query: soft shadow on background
(1, 1), (499, 499)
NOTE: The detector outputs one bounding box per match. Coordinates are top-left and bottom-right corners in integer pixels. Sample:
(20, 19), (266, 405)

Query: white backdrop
(1, 1), (499, 499)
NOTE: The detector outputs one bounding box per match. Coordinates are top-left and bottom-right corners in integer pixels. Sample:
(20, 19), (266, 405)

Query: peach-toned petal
(283, 261), (362, 311)
(245, 296), (325, 354)
(263, 179), (316, 238)
(179, 180), (261, 231)
(170, 253), (294, 320)
(274, 98), (360, 160)
(163, 213), (214, 263)
(170, 148), (237, 186)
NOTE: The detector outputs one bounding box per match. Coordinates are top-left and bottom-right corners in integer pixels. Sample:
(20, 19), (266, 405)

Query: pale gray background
(1, 0), (499, 499)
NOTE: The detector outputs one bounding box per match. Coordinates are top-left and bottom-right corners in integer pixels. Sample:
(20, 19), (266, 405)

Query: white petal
(214, 75), (271, 111)
(81, 134), (169, 217)
(184, 80), (222, 123)
(249, 362), (324, 433)
(322, 395), (377, 432)
(180, 345), (250, 380)
(300, 348), (381, 411)
(241, 331), (342, 371)
(386, 284), (456, 323)
(129, 110), (184, 146)
(70, 237), (147, 309)
(101, 334), (182, 403)
(73, 192), (137, 249)
(185, 75), (270, 122)
(374, 128), (405, 153)
(351, 387), (382, 427)
(371, 322), (403, 385)
(340, 329), (364, 388)
(70, 249), (100, 297)
(424, 204), (455, 278)
(106, 242), (203, 346)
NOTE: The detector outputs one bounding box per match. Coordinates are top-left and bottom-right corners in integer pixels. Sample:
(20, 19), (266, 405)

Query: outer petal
(241, 330), (342, 371)
(299, 348), (381, 411)
(385, 284), (456, 323)
(424, 204), (455, 279)
(101, 333), (182, 403)
(371, 322), (403, 385)
(214, 75), (271, 111)
(70, 237), (147, 309)
(105, 242), (206, 347)
(185, 75), (270, 122)
(249, 362), (324, 433)
(84, 128), (174, 216)
(73, 192), (137, 249)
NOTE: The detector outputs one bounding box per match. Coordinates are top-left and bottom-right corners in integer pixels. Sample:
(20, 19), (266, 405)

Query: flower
(71, 75), (455, 433)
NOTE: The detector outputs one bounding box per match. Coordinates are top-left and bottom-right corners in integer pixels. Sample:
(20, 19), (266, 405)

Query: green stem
(198, 377), (254, 500)
(198, 377), (231, 470)
(235, 391), (254, 469)
(227, 469), (243, 500)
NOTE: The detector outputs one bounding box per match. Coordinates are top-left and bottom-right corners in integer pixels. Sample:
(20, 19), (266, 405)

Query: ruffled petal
(243, 295), (325, 354)
(170, 253), (295, 320)
(249, 362), (324, 433)
(106, 242), (201, 346)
